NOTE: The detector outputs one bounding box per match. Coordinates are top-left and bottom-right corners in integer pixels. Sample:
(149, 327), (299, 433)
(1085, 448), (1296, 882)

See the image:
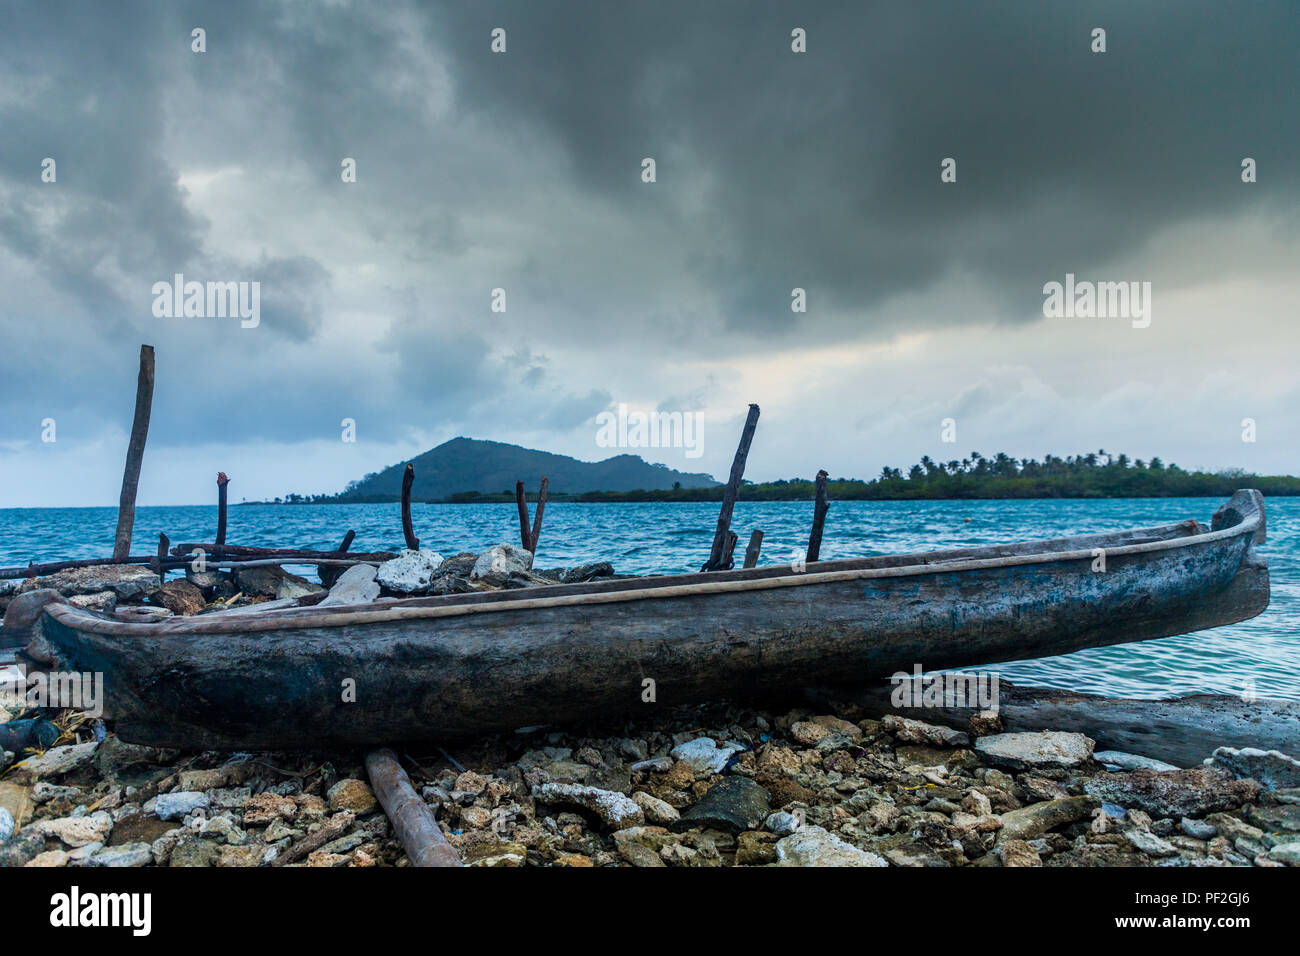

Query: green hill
(331, 437), (719, 501)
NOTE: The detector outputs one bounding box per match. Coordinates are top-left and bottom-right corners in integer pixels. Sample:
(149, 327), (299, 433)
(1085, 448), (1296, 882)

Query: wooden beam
(113, 345), (155, 560)
(365, 748), (461, 867)
(529, 476), (549, 554)
(743, 530), (764, 569)
(319, 529), (356, 589)
(703, 404), (760, 571)
(806, 469), (830, 563)
(215, 472), (230, 554)
(401, 464), (419, 550)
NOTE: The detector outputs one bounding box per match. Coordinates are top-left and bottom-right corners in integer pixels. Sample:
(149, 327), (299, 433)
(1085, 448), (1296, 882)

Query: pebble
(669, 738), (742, 776)
(775, 826), (887, 867)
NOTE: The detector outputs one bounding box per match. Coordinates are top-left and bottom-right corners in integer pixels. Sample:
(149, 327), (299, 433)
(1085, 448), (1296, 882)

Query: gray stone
(997, 796), (1097, 842)
(1125, 828), (1178, 857)
(1181, 817), (1217, 840)
(674, 777), (771, 834)
(775, 826), (887, 867)
(1084, 767), (1260, 818)
(376, 549), (447, 594)
(765, 811), (801, 837)
(0, 806), (13, 842)
(1095, 750), (1180, 772)
(32, 565), (160, 600)
(883, 714), (970, 747)
(318, 563), (381, 606)
(975, 731), (1095, 770)
(234, 565), (322, 600)
(631, 791), (679, 824)
(670, 738), (743, 776)
(1267, 842), (1300, 866)
(1210, 747), (1300, 790)
(471, 544), (534, 584)
(154, 791), (209, 821)
(87, 842), (153, 867)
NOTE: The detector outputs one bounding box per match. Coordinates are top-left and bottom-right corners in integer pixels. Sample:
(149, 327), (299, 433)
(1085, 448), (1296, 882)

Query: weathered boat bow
(23, 491), (1269, 750)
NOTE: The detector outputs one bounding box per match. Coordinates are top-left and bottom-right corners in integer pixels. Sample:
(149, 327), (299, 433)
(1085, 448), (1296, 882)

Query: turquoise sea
(2, 497), (1295, 701)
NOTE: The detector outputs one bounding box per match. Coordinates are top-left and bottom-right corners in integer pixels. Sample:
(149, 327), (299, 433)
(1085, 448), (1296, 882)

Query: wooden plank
(365, 749), (461, 867)
(743, 530), (764, 569)
(703, 404), (760, 571)
(112, 345), (155, 560)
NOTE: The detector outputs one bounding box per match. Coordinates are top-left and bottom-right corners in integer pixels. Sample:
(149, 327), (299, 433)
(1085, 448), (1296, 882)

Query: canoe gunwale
(42, 493), (1264, 638)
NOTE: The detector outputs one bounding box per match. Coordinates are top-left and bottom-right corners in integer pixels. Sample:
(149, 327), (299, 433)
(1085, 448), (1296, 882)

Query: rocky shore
(3, 688), (1299, 867)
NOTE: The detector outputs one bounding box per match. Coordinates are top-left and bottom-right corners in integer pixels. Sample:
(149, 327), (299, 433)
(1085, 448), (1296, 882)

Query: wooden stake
(401, 464), (419, 550)
(365, 748), (461, 867)
(113, 345), (155, 560)
(743, 530), (764, 569)
(215, 472), (230, 554)
(703, 404), (760, 571)
(151, 532), (170, 579)
(807, 469), (830, 563)
(529, 476), (549, 554)
(515, 480), (531, 550)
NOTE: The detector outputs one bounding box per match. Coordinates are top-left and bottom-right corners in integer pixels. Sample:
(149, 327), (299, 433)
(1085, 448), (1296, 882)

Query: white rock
(1125, 828), (1178, 857)
(670, 738), (743, 776)
(471, 544), (534, 584)
(0, 807), (13, 842)
(1267, 843), (1300, 866)
(775, 826), (887, 867)
(531, 783), (644, 829)
(319, 564), (381, 606)
(36, 811), (113, 848)
(975, 731), (1095, 770)
(1095, 750), (1179, 772)
(376, 549), (446, 594)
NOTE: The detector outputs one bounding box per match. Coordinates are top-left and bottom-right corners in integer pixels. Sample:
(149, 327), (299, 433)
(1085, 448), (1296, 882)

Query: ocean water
(2, 497), (1295, 701)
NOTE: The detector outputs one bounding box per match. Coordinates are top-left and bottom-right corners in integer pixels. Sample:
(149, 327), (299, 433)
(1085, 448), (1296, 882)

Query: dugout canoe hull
(26, 490), (1270, 750)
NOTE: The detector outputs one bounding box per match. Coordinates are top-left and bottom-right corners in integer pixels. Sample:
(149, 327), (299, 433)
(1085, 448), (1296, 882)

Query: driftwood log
(112, 345), (155, 560)
(841, 679), (1300, 768)
(703, 404), (760, 571)
(365, 749), (461, 867)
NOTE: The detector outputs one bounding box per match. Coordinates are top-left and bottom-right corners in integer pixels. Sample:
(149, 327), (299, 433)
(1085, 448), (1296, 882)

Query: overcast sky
(1, 1), (1296, 507)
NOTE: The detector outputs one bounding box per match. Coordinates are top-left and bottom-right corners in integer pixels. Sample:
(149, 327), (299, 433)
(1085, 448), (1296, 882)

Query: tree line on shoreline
(259, 450), (1300, 504)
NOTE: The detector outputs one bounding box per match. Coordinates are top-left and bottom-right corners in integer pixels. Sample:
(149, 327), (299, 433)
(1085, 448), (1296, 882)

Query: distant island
(258, 442), (1300, 504)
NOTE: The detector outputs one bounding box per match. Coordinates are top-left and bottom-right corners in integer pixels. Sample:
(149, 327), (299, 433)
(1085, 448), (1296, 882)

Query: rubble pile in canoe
(2, 689), (1299, 867)
(0, 544), (614, 620)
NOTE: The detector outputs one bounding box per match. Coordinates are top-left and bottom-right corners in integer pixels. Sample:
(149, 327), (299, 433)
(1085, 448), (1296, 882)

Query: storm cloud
(0, 0), (1296, 504)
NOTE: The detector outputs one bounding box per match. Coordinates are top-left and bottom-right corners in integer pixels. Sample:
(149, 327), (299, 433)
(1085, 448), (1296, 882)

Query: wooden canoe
(22, 490), (1269, 750)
